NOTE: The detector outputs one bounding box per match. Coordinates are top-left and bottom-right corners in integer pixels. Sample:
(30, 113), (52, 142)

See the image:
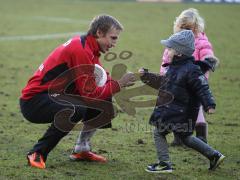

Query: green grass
(0, 0), (240, 179)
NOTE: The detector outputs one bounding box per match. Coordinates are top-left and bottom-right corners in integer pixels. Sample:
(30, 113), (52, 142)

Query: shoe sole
(69, 155), (81, 161)
(69, 155), (107, 163)
(210, 155), (225, 170)
(26, 155), (46, 169)
(145, 169), (173, 173)
(69, 155), (89, 162)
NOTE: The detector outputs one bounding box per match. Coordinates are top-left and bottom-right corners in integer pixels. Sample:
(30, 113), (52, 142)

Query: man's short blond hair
(88, 14), (124, 36)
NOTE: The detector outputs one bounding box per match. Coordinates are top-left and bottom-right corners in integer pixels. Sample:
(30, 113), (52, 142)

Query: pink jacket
(160, 32), (214, 76)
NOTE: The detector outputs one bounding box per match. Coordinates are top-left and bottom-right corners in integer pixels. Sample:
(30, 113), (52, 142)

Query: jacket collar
(86, 35), (101, 57)
(171, 56), (194, 66)
(162, 56), (194, 67)
(195, 32), (208, 41)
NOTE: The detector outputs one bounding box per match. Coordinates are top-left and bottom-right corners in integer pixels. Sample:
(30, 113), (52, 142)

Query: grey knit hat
(161, 30), (195, 57)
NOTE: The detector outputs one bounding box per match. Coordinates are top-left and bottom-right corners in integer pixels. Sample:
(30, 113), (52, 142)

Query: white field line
(0, 32), (85, 41)
(32, 16), (89, 24)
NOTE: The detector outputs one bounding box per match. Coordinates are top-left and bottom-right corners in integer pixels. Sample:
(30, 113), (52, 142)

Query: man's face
(96, 27), (121, 53)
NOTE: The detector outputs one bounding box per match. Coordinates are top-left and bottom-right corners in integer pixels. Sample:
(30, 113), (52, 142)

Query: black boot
(195, 123), (208, 143)
(170, 133), (183, 146)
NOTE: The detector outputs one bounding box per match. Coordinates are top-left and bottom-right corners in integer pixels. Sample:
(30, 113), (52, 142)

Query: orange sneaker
(27, 152), (46, 169)
(69, 151), (107, 163)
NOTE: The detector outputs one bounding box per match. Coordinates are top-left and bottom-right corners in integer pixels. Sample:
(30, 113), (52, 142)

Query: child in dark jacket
(139, 30), (225, 173)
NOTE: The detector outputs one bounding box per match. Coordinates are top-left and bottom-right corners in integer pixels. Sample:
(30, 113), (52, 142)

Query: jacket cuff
(204, 104), (216, 112)
(111, 80), (121, 94)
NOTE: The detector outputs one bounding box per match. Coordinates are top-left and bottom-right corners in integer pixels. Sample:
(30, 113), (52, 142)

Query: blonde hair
(174, 8), (205, 35)
(88, 14), (123, 36)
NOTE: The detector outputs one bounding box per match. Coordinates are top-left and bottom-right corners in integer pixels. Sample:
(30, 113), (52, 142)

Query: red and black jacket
(21, 35), (120, 100)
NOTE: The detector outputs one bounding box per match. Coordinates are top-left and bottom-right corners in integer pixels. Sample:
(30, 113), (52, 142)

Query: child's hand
(138, 68), (145, 76)
(138, 68), (148, 76)
(207, 108), (215, 114)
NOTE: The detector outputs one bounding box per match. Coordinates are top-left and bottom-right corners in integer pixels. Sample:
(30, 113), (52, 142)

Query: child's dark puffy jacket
(141, 56), (216, 128)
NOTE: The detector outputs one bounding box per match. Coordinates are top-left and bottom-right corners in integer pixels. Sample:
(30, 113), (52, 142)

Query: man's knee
(53, 107), (85, 133)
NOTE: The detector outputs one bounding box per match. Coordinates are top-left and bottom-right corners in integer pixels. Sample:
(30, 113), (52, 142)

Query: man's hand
(207, 108), (215, 114)
(117, 72), (136, 88)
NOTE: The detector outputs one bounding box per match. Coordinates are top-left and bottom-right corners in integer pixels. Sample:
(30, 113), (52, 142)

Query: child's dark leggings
(153, 127), (217, 162)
